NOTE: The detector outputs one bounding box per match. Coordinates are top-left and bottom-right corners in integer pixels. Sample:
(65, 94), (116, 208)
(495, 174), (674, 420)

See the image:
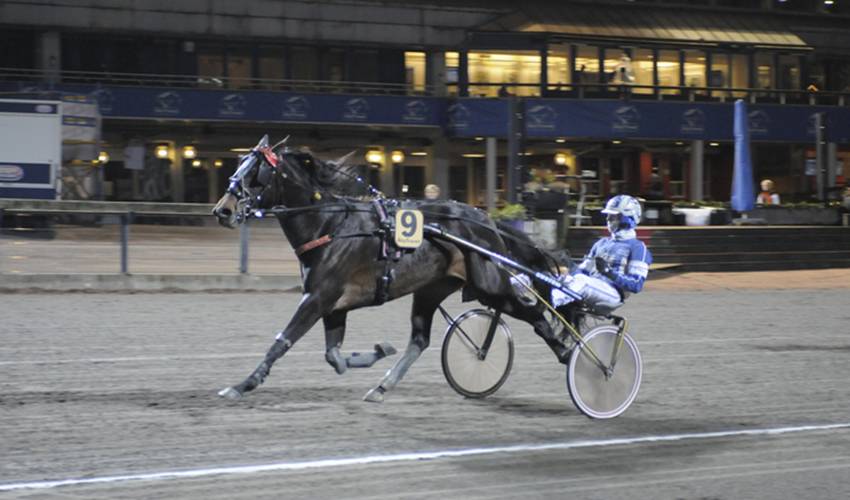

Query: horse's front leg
(218, 292), (325, 400)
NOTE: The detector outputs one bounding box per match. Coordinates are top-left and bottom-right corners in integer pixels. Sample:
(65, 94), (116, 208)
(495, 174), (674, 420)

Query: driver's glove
(595, 256), (616, 280)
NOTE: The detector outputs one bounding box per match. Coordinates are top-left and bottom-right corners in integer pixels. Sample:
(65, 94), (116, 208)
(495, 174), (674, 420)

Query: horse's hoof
(218, 387), (242, 400)
(363, 386), (386, 403)
(375, 342), (397, 358)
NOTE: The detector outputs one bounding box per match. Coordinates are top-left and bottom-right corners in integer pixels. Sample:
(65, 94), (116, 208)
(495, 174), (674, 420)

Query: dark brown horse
(212, 136), (570, 402)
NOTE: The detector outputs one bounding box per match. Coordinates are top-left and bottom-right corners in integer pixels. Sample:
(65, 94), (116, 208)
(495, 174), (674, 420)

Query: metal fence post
(120, 212), (132, 274)
(239, 220), (249, 274)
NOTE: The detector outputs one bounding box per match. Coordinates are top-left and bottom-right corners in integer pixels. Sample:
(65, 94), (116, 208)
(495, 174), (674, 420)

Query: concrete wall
(0, 0), (507, 47)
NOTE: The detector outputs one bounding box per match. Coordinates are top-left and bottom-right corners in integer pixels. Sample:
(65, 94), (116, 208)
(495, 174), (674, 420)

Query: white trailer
(0, 99), (63, 200)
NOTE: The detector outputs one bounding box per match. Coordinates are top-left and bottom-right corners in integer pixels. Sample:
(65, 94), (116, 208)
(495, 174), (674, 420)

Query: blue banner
(519, 99), (850, 143)
(4, 81), (850, 143)
(446, 99), (509, 137)
(81, 86), (446, 127)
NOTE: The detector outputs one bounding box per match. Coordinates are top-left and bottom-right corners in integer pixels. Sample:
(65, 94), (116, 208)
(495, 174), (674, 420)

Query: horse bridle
(226, 145), (374, 223)
(225, 145), (289, 222)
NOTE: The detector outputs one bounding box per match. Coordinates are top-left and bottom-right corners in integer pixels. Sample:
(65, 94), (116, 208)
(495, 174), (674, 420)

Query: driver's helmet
(601, 195), (642, 231)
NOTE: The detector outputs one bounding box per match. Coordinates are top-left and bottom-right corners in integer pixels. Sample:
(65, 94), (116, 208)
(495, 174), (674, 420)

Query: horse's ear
(271, 135), (290, 150)
(333, 151), (356, 167)
(257, 135), (269, 148)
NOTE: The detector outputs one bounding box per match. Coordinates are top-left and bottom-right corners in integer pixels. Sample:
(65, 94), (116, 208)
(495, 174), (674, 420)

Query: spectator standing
(756, 179), (780, 205)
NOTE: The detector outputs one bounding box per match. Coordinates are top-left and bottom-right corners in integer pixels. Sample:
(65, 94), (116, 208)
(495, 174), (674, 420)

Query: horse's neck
(277, 199), (345, 249)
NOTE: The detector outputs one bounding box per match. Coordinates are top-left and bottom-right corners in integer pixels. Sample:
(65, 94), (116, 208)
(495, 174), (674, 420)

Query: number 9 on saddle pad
(394, 209), (423, 248)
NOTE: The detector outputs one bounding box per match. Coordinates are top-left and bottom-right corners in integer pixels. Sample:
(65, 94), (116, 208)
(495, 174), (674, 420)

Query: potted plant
(491, 203), (527, 231)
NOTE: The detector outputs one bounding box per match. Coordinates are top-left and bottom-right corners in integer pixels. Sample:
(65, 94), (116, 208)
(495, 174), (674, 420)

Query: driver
(552, 194), (652, 312)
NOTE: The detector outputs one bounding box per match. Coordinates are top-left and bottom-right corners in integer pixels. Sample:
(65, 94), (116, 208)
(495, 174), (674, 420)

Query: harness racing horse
(212, 136), (571, 402)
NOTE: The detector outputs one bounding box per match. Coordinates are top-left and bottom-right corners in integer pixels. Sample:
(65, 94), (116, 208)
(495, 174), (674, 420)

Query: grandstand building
(2, 0), (849, 205)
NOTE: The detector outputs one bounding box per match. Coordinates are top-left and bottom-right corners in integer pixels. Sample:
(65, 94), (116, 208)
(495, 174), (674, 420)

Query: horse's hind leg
(501, 297), (570, 363)
(324, 311), (350, 375)
(218, 293), (324, 400)
(324, 311), (397, 375)
(364, 279), (461, 403)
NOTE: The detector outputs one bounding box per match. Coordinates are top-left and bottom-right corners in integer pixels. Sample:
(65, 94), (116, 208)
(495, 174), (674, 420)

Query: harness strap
(295, 234), (333, 256)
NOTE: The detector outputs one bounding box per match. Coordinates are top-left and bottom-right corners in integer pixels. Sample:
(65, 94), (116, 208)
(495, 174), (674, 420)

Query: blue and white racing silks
(577, 228), (652, 298)
(550, 228), (652, 311)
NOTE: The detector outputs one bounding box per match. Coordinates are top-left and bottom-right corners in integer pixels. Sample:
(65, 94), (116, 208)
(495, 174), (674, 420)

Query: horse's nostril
(217, 208), (232, 218)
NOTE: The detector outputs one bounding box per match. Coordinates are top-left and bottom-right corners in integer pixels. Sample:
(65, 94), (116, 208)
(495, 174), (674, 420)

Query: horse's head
(212, 135), (285, 228)
(212, 136), (371, 228)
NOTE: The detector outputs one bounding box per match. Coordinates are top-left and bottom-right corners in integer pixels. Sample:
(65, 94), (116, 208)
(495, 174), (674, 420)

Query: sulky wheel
(567, 325), (642, 419)
(441, 309), (514, 399)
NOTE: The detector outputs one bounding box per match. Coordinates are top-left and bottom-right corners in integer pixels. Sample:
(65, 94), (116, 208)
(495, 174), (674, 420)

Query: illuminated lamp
(554, 153), (567, 166)
(366, 150), (384, 164)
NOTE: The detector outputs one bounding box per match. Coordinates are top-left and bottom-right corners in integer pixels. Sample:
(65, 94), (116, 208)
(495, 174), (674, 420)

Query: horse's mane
(275, 145), (380, 200)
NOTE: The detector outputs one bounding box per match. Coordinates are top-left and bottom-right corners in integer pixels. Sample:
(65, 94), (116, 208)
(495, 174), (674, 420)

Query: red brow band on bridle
(257, 147), (279, 169)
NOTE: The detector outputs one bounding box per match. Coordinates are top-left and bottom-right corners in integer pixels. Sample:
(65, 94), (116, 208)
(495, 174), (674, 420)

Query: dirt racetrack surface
(2, 273), (850, 499)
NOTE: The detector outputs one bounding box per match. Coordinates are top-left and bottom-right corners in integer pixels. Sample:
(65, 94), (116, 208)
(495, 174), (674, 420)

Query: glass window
(547, 43), (570, 90)
(226, 49), (252, 89)
(579, 157), (600, 198)
(683, 50), (706, 89)
(350, 49), (379, 83)
(730, 54), (749, 97)
(291, 46), (319, 81)
(405, 51), (426, 92)
(755, 53), (773, 89)
(657, 50), (679, 95)
(257, 48), (284, 89)
(0, 29), (35, 69)
(324, 48), (346, 83)
(445, 51), (459, 95)
(575, 45), (600, 84)
(778, 54), (800, 89)
(709, 52), (729, 88)
(603, 48), (628, 83)
(468, 50), (540, 97)
(633, 48), (654, 94)
(609, 157), (626, 195)
(197, 47), (224, 88)
(669, 157), (685, 198)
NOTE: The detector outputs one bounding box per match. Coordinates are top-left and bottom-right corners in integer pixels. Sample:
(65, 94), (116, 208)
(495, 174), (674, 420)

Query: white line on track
(1, 336), (844, 366)
(1, 422), (849, 492)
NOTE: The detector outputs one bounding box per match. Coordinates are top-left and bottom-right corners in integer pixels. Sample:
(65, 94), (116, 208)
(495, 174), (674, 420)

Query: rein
(227, 144), (565, 274)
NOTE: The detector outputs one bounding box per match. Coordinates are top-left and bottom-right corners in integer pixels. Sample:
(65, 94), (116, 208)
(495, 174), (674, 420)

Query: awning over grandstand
(479, 4), (809, 49)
